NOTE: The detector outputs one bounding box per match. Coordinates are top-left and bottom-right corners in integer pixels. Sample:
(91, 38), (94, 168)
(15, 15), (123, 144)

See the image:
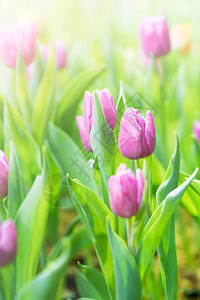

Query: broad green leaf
(15, 160), (49, 290)
(90, 94), (115, 189)
(14, 229), (91, 300)
(47, 123), (95, 190)
(67, 175), (115, 297)
(76, 270), (102, 300)
(107, 220), (141, 300)
(136, 168), (198, 281)
(32, 46), (56, 147)
(0, 264), (15, 300)
(156, 136), (180, 300)
(78, 263), (111, 300)
(15, 48), (31, 125)
(8, 143), (24, 218)
(179, 172), (200, 220)
(56, 65), (105, 132)
(4, 101), (41, 192)
(152, 155), (165, 188)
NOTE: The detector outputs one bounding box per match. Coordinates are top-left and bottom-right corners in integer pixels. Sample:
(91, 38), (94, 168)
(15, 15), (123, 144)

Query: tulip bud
(193, 120), (200, 145)
(0, 21), (37, 68)
(83, 88), (117, 132)
(0, 151), (9, 199)
(76, 116), (92, 152)
(41, 41), (67, 70)
(139, 15), (171, 58)
(108, 164), (144, 218)
(0, 219), (17, 267)
(118, 108), (156, 160)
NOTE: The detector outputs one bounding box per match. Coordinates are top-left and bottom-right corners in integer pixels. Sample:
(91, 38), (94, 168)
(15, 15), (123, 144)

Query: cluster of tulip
(0, 21), (67, 71)
(0, 12), (199, 300)
(77, 88), (156, 218)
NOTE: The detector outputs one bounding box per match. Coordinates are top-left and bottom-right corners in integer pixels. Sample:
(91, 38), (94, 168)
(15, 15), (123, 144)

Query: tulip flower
(0, 219), (17, 267)
(83, 88), (116, 132)
(0, 20), (37, 68)
(108, 164), (144, 218)
(118, 108), (156, 160)
(41, 41), (67, 70)
(0, 151), (9, 199)
(76, 116), (92, 152)
(193, 120), (200, 145)
(139, 15), (171, 58)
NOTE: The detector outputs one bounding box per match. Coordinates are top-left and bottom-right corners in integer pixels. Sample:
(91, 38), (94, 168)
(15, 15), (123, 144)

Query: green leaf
(107, 220), (141, 300)
(136, 168), (198, 281)
(76, 270), (102, 300)
(47, 123), (95, 190)
(179, 172), (200, 220)
(67, 175), (115, 297)
(15, 159), (49, 290)
(156, 136), (180, 300)
(14, 229), (91, 300)
(56, 65), (106, 132)
(78, 263), (111, 300)
(0, 264), (15, 300)
(114, 80), (127, 140)
(32, 46), (56, 147)
(4, 101), (41, 192)
(90, 93), (115, 189)
(8, 142), (24, 218)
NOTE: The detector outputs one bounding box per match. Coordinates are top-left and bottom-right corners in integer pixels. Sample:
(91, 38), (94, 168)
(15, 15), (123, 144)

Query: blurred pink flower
(41, 41), (67, 70)
(0, 150), (9, 199)
(193, 119), (200, 145)
(139, 15), (171, 58)
(0, 219), (17, 267)
(0, 20), (37, 68)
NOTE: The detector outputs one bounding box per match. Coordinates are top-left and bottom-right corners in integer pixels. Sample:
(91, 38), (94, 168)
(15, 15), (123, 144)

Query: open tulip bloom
(0, 12), (199, 300)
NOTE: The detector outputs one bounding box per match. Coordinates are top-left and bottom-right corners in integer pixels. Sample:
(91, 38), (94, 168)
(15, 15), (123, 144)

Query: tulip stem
(135, 160), (140, 170)
(126, 218), (134, 253)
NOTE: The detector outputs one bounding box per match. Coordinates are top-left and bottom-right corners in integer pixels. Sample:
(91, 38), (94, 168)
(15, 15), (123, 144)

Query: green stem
(126, 218), (134, 253)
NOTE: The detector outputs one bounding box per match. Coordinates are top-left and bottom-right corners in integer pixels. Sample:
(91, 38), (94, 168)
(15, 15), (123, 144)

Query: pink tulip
(41, 41), (67, 70)
(83, 88), (116, 132)
(76, 116), (92, 152)
(0, 219), (17, 267)
(0, 151), (9, 199)
(193, 120), (200, 145)
(0, 21), (37, 68)
(108, 164), (144, 218)
(118, 108), (156, 160)
(139, 15), (171, 58)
